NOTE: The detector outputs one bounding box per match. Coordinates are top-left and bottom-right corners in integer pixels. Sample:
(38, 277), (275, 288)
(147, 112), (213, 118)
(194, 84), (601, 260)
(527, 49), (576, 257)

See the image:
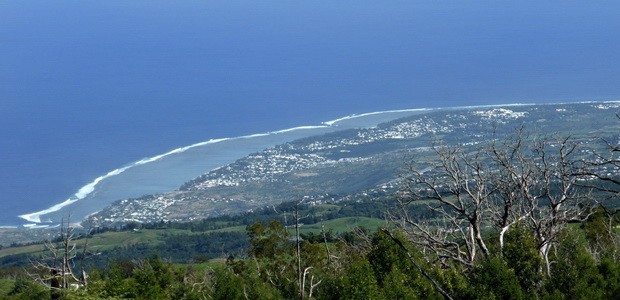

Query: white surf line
(17, 126), (333, 223)
(270, 125), (331, 134)
(320, 103), (541, 127)
(322, 108), (433, 126)
(18, 138), (230, 223)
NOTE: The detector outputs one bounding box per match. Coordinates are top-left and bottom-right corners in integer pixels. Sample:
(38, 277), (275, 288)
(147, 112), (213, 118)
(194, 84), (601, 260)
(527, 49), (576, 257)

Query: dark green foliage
(7, 277), (49, 300)
(301, 229), (337, 243)
(502, 223), (542, 294)
(341, 259), (383, 300)
(133, 256), (175, 299)
(367, 231), (440, 299)
(545, 230), (606, 300)
(159, 231), (249, 262)
(0, 254), (31, 269)
(0, 279), (14, 298)
(214, 259), (287, 299)
(431, 266), (471, 299)
(597, 258), (620, 299)
(367, 230), (410, 285)
(211, 267), (245, 300)
(314, 275), (344, 300)
(246, 220), (291, 258)
(470, 256), (524, 300)
(84, 255), (210, 300)
(381, 267), (420, 300)
(79, 231), (250, 269)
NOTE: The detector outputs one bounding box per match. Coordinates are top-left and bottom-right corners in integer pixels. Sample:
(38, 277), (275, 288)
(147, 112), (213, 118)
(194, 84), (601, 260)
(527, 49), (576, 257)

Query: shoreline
(14, 100), (620, 227)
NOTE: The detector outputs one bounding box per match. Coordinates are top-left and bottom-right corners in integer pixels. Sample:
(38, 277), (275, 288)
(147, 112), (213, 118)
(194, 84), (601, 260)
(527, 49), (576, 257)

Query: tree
(501, 223), (542, 295)
(28, 217), (89, 299)
(394, 130), (597, 276)
(580, 121), (620, 261)
(340, 259), (382, 300)
(368, 230), (443, 299)
(583, 208), (620, 260)
(470, 256), (524, 300)
(544, 229), (605, 300)
(583, 113), (620, 197)
(247, 220), (290, 259)
(246, 220), (296, 298)
(397, 142), (493, 267)
(292, 197), (323, 300)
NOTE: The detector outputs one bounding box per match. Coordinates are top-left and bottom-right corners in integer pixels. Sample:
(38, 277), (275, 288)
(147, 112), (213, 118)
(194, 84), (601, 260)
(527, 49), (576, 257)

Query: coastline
(14, 100), (620, 227)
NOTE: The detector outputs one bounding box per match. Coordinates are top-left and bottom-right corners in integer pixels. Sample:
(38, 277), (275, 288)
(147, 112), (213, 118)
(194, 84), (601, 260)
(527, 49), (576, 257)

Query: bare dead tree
(579, 120), (620, 197)
(320, 223), (332, 267)
(398, 143), (494, 267)
(585, 207), (620, 261)
(293, 196), (323, 300)
(577, 115), (620, 261)
(395, 132), (597, 276)
(295, 199), (303, 300)
(301, 266), (322, 299)
(528, 137), (595, 275)
(29, 216), (89, 296)
(488, 127), (541, 249)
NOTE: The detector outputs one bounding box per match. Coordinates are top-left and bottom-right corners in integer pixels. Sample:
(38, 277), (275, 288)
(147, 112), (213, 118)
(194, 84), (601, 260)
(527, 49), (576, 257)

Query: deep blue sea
(1, 1), (619, 226)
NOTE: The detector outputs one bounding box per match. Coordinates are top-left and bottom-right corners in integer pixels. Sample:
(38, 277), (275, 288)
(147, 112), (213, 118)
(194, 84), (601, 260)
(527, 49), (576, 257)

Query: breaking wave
(17, 126), (333, 223)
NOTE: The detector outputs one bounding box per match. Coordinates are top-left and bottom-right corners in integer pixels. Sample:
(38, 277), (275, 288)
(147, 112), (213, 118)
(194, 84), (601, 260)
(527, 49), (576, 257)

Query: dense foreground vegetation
(0, 215), (618, 299)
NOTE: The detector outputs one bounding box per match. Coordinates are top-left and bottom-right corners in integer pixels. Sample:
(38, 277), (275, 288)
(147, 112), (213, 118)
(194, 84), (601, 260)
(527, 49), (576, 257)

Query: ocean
(1, 1), (619, 226)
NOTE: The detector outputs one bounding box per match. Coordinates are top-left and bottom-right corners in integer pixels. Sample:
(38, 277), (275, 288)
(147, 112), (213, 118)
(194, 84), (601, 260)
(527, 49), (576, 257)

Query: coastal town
(85, 104), (620, 227)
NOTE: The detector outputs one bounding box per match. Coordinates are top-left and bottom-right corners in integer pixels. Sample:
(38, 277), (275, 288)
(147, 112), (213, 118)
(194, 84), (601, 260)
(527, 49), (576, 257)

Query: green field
(0, 228), (196, 259)
(0, 216), (387, 262)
